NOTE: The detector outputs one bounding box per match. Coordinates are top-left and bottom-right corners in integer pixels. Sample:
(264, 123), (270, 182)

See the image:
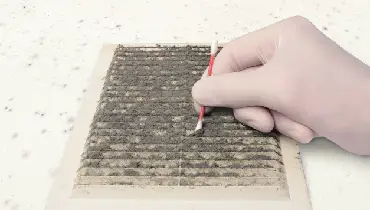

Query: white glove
(192, 16), (370, 155)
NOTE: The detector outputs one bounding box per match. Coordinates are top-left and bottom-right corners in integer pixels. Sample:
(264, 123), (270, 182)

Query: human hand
(192, 16), (370, 155)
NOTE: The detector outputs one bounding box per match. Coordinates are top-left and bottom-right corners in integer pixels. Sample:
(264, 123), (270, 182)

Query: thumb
(192, 65), (277, 109)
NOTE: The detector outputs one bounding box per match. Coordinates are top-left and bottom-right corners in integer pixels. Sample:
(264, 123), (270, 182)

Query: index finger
(205, 17), (296, 77)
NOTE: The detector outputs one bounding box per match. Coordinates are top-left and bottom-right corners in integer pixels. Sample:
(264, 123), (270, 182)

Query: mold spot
(11, 133), (18, 139)
(22, 151), (30, 159)
(67, 117), (75, 123)
(31, 53), (39, 59)
(3, 199), (10, 206)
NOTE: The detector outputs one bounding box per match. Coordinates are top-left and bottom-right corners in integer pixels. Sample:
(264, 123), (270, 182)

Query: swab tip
(211, 40), (218, 55)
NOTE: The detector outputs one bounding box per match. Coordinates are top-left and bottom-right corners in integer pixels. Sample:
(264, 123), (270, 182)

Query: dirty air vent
(46, 44), (311, 210)
(77, 44), (285, 187)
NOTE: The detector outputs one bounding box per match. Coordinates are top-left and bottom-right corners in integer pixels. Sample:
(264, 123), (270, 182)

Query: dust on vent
(46, 44), (312, 210)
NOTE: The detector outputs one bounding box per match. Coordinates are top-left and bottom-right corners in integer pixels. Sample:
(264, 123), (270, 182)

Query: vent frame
(46, 44), (311, 210)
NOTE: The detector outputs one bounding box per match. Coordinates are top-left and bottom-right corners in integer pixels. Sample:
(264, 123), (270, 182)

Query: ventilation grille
(76, 45), (285, 187)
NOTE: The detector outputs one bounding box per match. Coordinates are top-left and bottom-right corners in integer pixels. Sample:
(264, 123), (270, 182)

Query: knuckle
(280, 16), (318, 39)
(233, 109), (246, 122)
(191, 81), (201, 100)
(287, 15), (312, 25)
(233, 108), (274, 132)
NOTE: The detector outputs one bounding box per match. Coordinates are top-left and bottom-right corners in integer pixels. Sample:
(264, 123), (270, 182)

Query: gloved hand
(192, 16), (370, 155)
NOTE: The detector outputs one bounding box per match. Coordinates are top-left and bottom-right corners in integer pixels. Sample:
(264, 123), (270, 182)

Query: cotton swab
(187, 40), (218, 136)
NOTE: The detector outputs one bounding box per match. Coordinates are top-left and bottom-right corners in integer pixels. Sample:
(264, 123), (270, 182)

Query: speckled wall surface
(0, 1), (370, 210)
